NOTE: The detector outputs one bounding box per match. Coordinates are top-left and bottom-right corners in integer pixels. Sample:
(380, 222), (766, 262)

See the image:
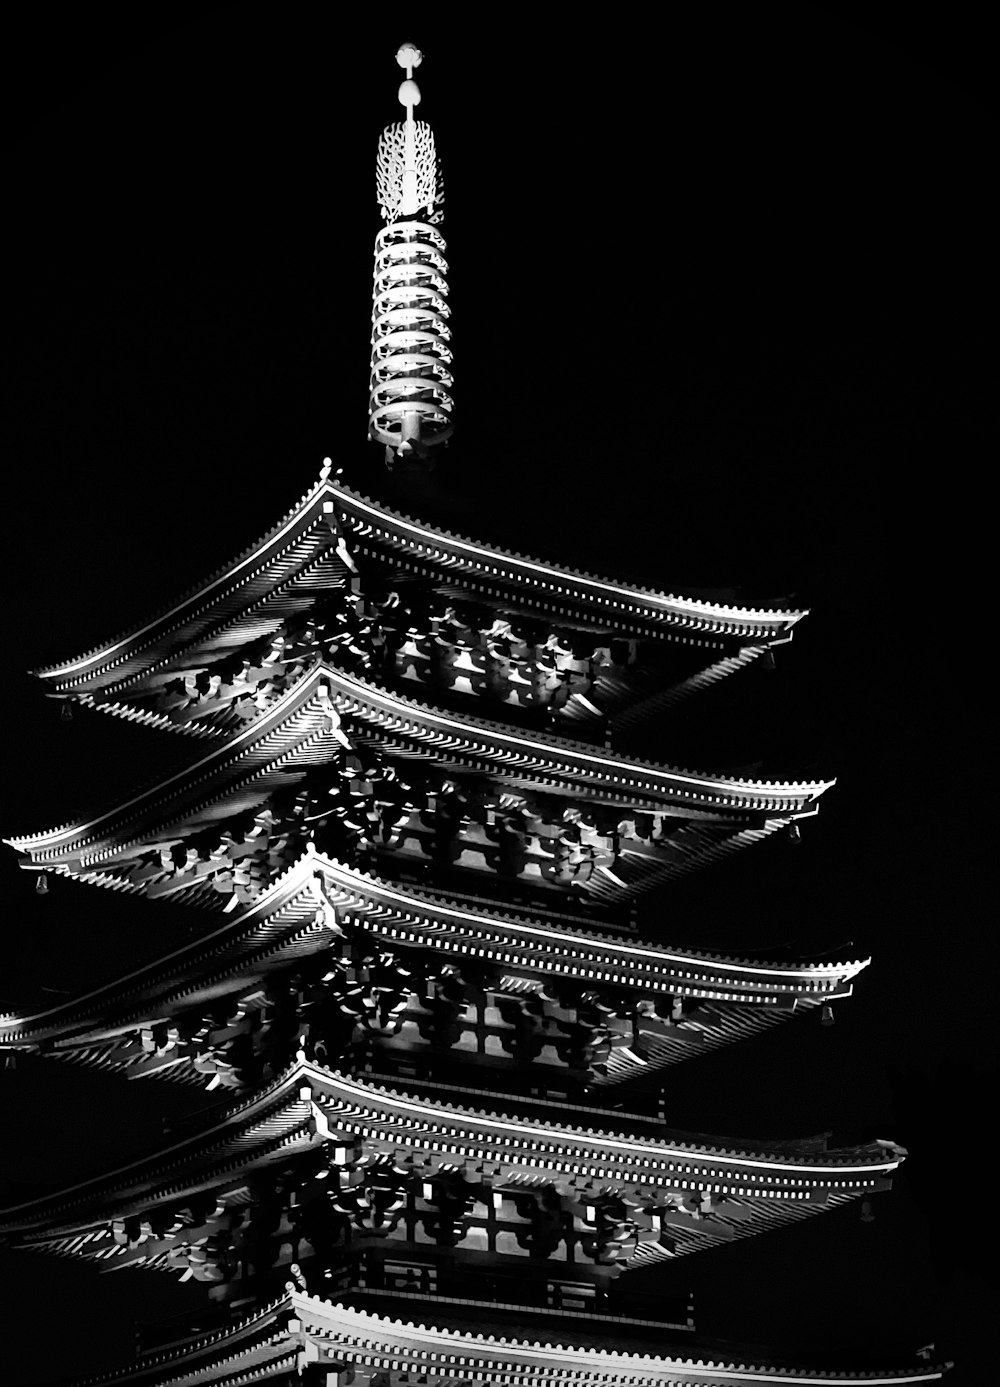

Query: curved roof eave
(330, 477), (810, 633)
(289, 1293), (951, 1387)
(33, 467), (810, 691)
(0, 1288), (952, 1386)
(5, 663), (834, 864)
(0, 849), (869, 1045)
(33, 475), (343, 687)
(0, 1059), (906, 1235)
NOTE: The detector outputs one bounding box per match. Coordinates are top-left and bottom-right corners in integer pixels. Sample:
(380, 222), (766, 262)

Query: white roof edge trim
(36, 469), (803, 688)
(6, 665), (833, 853)
(311, 1067), (903, 1177)
(6, 666), (334, 851)
(37, 479), (336, 680)
(334, 482), (808, 626)
(312, 854), (867, 980)
(0, 850), (868, 1031)
(293, 1295), (945, 1383)
(324, 666), (834, 797)
(0, 864), (326, 1030)
(0, 1061), (900, 1220)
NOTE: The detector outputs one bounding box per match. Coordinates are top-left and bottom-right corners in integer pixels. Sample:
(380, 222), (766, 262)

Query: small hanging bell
(61, 702), (74, 722)
(35, 874), (49, 896)
(820, 1004), (835, 1026)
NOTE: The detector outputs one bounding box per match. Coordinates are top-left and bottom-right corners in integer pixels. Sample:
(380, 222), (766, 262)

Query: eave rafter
(7, 664), (833, 874)
(33, 470), (808, 703)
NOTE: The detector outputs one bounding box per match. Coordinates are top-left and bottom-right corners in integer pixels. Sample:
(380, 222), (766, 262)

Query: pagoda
(0, 44), (948, 1387)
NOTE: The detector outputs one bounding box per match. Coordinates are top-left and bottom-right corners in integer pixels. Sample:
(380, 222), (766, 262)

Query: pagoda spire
(369, 43), (454, 468)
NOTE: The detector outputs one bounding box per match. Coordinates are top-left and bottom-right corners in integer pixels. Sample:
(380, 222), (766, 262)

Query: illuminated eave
(31, 1289), (951, 1387)
(7, 663), (834, 870)
(0, 1058), (906, 1242)
(330, 477), (809, 638)
(33, 478), (351, 697)
(292, 1292), (951, 1387)
(0, 848), (868, 1048)
(33, 472), (808, 699)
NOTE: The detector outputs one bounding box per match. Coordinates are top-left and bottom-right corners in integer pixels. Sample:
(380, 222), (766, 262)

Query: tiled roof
(20, 1289), (951, 1387)
(0, 1058), (905, 1242)
(0, 848), (867, 1048)
(33, 467), (808, 697)
(7, 665), (832, 869)
(331, 475), (808, 636)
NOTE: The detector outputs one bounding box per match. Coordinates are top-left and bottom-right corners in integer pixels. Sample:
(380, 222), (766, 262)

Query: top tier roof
(33, 467), (808, 699)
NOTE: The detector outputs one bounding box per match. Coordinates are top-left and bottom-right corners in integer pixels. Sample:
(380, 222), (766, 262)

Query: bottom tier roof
(29, 1288), (950, 1387)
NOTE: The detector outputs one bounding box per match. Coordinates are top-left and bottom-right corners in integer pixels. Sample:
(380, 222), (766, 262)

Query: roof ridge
(32, 474), (334, 679)
(310, 851), (867, 974)
(332, 478), (809, 623)
(5, 663), (328, 850)
(44, 1286), (954, 1383)
(0, 1063), (904, 1234)
(293, 1292), (945, 1378)
(320, 1066), (898, 1168)
(327, 664), (834, 795)
(32, 465), (805, 690)
(6, 662), (832, 854)
(0, 851), (866, 1040)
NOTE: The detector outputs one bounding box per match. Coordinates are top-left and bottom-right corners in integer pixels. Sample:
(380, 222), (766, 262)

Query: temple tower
(0, 43), (949, 1387)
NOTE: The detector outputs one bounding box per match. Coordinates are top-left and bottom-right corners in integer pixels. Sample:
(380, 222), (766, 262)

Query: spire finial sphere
(396, 43), (423, 74)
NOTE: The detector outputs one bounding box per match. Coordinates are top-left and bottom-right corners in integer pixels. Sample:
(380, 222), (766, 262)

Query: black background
(0, 4), (994, 1383)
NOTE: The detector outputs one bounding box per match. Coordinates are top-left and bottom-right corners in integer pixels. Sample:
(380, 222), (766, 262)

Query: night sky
(1, 6), (994, 1384)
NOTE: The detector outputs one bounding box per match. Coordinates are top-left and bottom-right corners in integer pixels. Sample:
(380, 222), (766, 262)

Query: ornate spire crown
(376, 43), (444, 223)
(369, 43), (454, 468)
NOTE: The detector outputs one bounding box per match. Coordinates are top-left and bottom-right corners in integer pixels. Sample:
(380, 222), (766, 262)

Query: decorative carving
(375, 595), (606, 722)
(579, 1192), (647, 1265)
(417, 1169), (475, 1246)
(376, 121), (443, 224)
(140, 594), (378, 732)
(109, 553), (696, 743)
(100, 914), (721, 1101)
(329, 1160), (412, 1237)
(506, 1185), (568, 1260)
(109, 732), (739, 914)
(46, 1106), (887, 1312)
